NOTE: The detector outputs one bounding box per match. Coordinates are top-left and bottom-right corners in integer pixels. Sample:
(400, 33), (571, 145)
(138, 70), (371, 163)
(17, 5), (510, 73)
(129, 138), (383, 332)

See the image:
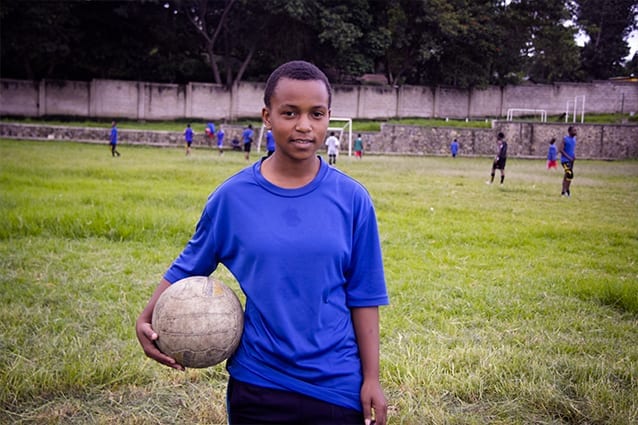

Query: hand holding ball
(151, 276), (244, 368)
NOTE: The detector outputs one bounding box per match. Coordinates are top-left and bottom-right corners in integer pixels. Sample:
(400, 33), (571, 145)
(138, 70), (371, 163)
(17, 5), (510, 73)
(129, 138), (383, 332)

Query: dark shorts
(243, 142), (252, 153)
(562, 161), (574, 179)
(493, 158), (506, 170)
(226, 377), (363, 425)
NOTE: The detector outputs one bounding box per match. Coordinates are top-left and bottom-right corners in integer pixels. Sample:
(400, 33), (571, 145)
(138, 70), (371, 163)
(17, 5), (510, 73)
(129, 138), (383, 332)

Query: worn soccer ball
(152, 276), (244, 368)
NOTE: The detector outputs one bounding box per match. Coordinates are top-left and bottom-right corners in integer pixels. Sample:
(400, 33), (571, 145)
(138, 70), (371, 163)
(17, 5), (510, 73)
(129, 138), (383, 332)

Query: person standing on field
(184, 123), (194, 156)
(109, 121), (120, 157)
(205, 122), (216, 147)
(354, 133), (364, 159)
(547, 138), (558, 170)
(487, 132), (507, 185)
(450, 138), (459, 158)
(265, 129), (276, 157)
(135, 60), (388, 425)
(325, 131), (340, 165)
(242, 124), (254, 161)
(216, 127), (225, 156)
(560, 126), (577, 197)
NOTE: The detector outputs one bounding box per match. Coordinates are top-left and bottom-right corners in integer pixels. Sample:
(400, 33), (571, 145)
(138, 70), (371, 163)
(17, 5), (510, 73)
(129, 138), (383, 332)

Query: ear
(262, 107), (272, 129)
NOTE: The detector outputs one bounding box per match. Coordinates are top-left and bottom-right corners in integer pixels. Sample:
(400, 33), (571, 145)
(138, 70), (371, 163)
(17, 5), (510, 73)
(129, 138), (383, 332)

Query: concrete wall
(2, 77), (637, 121)
(2, 121), (636, 159)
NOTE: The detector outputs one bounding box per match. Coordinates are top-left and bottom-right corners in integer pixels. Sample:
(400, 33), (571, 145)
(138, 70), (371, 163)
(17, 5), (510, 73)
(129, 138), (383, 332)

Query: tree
(575, 0), (638, 79)
(512, 0), (582, 83)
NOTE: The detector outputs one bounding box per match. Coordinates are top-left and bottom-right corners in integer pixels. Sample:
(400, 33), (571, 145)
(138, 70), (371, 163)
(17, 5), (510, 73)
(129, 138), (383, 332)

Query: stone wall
(2, 122), (636, 159)
(357, 122), (638, 159)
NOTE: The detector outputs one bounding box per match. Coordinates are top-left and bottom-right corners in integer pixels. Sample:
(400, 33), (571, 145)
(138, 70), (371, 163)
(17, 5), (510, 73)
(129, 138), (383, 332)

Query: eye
(282, 110), (296, 118)
(312, 110), (326, 119)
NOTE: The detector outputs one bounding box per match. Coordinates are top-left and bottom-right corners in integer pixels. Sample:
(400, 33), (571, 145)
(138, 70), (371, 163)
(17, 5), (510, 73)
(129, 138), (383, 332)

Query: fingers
(136, 321), (185, 371)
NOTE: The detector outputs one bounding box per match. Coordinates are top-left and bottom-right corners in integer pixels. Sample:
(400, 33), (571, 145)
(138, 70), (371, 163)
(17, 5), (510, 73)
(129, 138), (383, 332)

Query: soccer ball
(152, 275), (244, 368)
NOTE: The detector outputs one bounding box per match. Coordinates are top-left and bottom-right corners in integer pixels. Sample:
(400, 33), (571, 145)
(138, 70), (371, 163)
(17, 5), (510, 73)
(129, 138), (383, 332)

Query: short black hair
(497, 132), (505, 139)
(263, 60), (332, 108)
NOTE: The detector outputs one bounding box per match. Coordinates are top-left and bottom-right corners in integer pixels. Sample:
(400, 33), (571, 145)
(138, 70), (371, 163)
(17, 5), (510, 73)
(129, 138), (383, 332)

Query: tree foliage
(1, 0), (636, 87)
(575, 0), (638, 80)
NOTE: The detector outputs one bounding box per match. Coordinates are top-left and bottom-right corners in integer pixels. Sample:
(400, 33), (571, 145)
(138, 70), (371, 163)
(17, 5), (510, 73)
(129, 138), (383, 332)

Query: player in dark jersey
(487, 132), (507, 185)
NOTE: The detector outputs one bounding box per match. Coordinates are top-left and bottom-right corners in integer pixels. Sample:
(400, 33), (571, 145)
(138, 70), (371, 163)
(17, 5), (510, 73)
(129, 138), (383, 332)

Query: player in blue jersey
(450, 138), (459, 158)
(560, 126), (577, 197)
(136, 60), (389, 425)
(109, 121), (120, 157)
(205, 122), (216, 147)
(216, 127), (225, 155)
(242, 124), (254, 160)
(265, 128), (275, 157)
(184, 123), (194, 156)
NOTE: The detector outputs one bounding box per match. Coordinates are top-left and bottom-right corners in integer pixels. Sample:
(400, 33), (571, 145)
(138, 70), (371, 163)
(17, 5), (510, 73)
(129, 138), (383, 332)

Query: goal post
(328, 117), (353, 156)
(257, 117), (353, 156)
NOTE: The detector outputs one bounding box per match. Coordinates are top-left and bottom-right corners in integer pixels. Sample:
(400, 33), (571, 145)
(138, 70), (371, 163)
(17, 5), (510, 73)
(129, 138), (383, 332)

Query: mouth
(291, 139), (314, 145)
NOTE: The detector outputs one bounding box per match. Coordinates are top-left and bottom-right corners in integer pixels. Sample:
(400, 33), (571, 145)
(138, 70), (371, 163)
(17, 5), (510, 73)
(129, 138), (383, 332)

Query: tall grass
(1, 139), (636, 424)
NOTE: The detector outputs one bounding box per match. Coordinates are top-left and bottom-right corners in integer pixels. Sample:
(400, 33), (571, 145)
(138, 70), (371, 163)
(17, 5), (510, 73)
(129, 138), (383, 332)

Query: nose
(295, 114), (312, 132)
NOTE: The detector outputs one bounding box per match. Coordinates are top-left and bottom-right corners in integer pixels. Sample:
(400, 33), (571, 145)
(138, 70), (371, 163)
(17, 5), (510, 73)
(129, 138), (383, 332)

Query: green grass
(1, 139), (637, 424)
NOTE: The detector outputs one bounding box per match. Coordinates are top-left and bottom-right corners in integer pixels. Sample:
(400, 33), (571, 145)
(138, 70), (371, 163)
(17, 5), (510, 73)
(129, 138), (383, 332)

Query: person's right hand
(136, 318), (185, 371)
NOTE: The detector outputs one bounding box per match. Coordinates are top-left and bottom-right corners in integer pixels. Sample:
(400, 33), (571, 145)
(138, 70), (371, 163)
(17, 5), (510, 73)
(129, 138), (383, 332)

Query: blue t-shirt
(450, 140), (459, 155)
(266, 130), (275, 152)
(165, 157), (389, 411)
(184, 127), (193, 142)
(217, 129), (225, 146)
(561, 135), (576, 163)
(207, 123), (216, 135)
(242, 128), (254, 144)
(110, 127), (117, 145)
(547, 144), (557, 161)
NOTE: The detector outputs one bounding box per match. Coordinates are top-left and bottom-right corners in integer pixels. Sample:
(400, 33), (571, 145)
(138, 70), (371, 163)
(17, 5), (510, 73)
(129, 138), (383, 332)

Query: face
(569, 127), (577, 137)
(262, 78), (331, 162)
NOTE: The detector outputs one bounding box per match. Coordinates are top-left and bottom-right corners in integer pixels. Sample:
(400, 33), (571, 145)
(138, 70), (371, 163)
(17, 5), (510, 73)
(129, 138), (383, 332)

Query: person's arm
(352, 306), (387, 425)
(135, 278), (185, 371)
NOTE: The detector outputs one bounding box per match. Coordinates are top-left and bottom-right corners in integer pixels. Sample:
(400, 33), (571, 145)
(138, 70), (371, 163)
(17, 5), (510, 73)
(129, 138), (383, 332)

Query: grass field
(1, 139), (637, 424)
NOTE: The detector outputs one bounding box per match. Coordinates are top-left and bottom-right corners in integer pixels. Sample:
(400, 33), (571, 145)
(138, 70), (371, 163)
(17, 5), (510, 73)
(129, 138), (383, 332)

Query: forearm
(352, 307), (380, 381)
(352, 306), (387, 424)
(137, 278), (171, 325)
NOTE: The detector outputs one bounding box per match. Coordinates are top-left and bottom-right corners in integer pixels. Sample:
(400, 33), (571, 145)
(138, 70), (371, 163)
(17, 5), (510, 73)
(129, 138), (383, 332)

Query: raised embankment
(1, 121), (636, 159)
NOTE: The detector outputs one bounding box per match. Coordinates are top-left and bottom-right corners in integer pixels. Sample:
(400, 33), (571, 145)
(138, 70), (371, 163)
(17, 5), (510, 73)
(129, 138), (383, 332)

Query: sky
(627, 31), (638, 60)
(575, 29), (637, 61)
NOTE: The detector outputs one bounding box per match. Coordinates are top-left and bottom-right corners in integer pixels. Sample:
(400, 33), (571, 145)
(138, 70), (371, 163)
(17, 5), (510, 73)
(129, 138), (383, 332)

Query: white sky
(575, 30), (638, 61)
(626, 31), (638, 60)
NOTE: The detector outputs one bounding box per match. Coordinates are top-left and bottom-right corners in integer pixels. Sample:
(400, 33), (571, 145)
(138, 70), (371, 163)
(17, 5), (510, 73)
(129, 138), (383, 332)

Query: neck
(261, 154), (320, 189)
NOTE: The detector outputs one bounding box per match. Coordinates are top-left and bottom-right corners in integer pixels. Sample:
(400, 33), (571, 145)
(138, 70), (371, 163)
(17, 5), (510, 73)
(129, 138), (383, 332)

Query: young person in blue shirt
(560, 126), (577, 197)
(136, 60), (389, 425)
(205, 122), (216, 146)
(265, 128), (275, 157)
(109, 121), (120, 157)
(242, 124), (254, 160)
(184, 123), (194, 156)
(450, 138), (459, 158)
(216, 127), (225, 156)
